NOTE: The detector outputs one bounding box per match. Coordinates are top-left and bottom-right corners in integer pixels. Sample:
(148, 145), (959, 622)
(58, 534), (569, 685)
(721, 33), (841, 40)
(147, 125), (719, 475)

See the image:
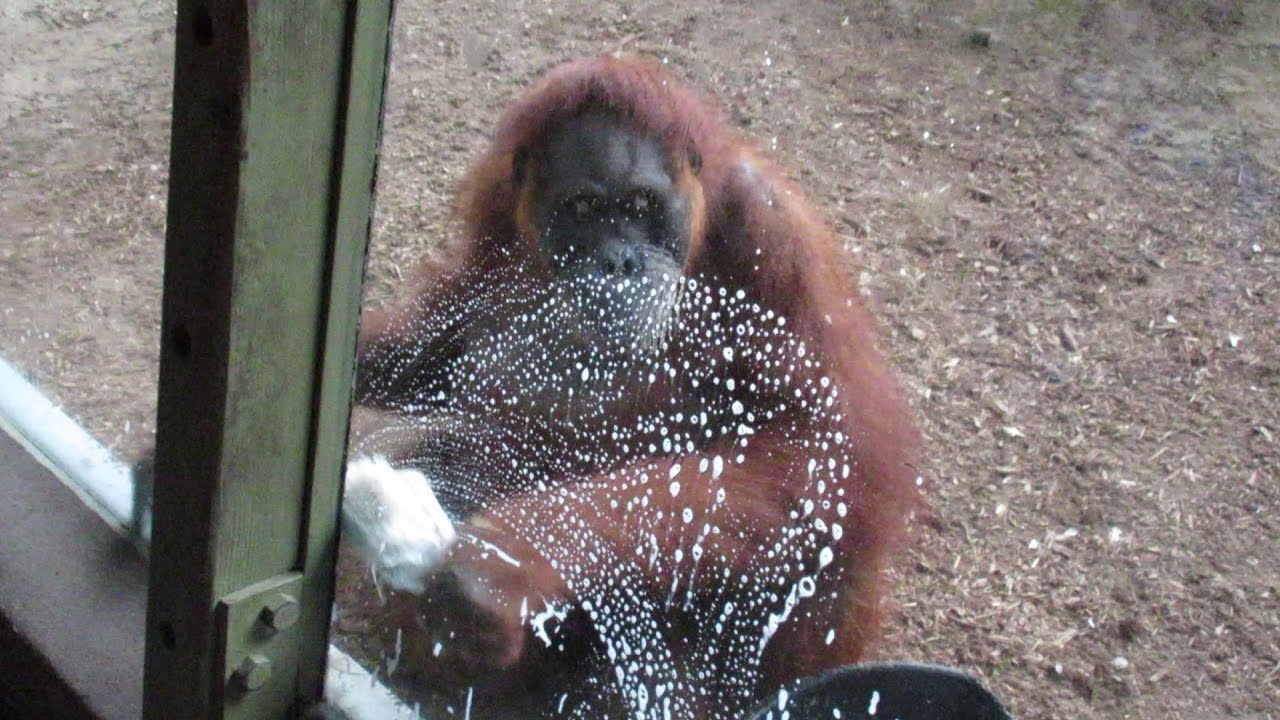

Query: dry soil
(1, 1), (1277, 718)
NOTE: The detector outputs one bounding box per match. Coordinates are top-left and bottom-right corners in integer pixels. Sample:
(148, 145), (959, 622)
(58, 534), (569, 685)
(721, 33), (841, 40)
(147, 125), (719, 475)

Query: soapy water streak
(355, 255), (858, 719)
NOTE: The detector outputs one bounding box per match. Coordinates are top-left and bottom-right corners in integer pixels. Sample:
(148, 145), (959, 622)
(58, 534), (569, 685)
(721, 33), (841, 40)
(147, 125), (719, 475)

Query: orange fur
(356, 55), (921, 716)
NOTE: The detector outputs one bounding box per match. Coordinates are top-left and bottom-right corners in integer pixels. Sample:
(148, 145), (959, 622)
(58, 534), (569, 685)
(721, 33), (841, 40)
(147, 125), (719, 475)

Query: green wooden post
(143, 2), (393, 718)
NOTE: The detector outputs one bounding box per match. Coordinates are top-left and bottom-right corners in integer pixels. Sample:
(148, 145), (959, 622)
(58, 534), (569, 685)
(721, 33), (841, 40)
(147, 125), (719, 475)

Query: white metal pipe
(0, 353), (135, 531)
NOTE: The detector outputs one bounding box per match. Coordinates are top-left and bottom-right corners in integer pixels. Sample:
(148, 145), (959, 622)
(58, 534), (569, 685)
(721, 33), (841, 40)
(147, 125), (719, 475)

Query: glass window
(0, 2), (172, 468)
(2, 2), (1275, 719)
(331, 3), (1280, 718)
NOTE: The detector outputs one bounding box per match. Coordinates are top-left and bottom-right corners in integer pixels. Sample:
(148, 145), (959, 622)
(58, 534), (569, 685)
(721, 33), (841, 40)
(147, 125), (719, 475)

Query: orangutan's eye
(566, 195), (598, 222)
(630, 191), (653, 216)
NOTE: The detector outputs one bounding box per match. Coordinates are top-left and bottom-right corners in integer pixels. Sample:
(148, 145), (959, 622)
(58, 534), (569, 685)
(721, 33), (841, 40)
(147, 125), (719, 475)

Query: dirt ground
(2, 1), (1277, 718)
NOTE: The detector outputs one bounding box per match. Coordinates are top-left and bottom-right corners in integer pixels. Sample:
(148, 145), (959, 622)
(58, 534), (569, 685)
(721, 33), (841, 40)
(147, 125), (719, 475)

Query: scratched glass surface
(342, 251), (862, 720)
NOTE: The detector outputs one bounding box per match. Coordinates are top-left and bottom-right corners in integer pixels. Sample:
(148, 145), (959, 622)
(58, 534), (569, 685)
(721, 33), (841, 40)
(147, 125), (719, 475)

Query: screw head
(260, 593), (300, 631)
(231, 654), (272, 692)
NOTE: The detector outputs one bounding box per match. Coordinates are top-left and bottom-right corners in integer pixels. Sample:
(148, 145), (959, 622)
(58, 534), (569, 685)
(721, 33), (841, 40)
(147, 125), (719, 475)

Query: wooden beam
(143, 2), (393, 718)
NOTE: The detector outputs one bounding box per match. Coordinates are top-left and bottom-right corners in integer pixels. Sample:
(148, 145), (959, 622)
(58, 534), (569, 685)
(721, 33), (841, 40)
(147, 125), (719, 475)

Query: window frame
(0, 2), (399, 718)
(142, 2), (395, 718)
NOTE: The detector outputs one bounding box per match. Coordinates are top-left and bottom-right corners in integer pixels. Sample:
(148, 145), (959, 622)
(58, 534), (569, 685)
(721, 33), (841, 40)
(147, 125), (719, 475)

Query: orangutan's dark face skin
(529, 111), (693, 282)
(520, 112), (695, 350)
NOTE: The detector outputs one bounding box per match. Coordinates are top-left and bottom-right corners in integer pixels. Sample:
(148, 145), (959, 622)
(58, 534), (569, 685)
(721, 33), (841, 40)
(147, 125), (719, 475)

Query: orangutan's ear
(687, 143), (702, 176)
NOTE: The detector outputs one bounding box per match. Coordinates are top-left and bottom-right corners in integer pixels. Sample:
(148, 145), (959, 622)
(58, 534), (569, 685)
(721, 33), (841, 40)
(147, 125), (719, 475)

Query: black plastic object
(747, 662), (1012, 720)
